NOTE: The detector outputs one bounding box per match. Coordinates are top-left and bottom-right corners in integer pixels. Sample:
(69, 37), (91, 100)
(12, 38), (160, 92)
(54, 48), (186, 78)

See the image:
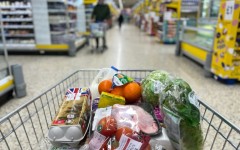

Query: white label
(153, 81), (161, 94)
(89, 131), (107, 150)
(188, 91), (199, 109)
(92, 107), (112, 130)
(117, 135), (142, 150)
(225, 1), (235, 21)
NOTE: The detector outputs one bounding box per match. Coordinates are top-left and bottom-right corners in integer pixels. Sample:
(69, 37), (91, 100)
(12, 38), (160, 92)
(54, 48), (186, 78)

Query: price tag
(117, 135), (142, 150)
(89, 131), (107, 150)
(224, 1), (235, 21)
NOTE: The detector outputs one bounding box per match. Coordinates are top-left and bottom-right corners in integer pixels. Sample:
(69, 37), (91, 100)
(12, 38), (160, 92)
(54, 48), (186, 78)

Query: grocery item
(90, 66), (118, 99)
(97, 116), (117, 137)
(160, 78), (203, 150)
(111, 86), (124, 97)
(123, 82), (142, 103)
(48, 88), (92, 147)
(112, 104), (160, 135)
(98, 92), (125, 108)
(141, 70), (172, 107)
(92, 106), (112, 131)
(89, 131), (110, 150)
(115, 127), (134, 141)
(98, 79), (113, 94)
(112, 73), (133, 87)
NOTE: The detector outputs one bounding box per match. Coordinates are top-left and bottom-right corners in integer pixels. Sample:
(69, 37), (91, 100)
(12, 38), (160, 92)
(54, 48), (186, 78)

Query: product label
(117, 135), (142, 150)
(153, 81), (162, 94)
(188, 91), (200, 109)
(92, 106), (112, 130)
(225, 1), (235, 21)
(112, 73), (133, 87)
(163, 107), (181, 150)
(89, 131), (107, 150)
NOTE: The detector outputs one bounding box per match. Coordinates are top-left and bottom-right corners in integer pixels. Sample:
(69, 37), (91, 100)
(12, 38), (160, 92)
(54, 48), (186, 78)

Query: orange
(123, 82), (141, 103)
(98, 80), (112, 94)
(111, 86), (124, 97)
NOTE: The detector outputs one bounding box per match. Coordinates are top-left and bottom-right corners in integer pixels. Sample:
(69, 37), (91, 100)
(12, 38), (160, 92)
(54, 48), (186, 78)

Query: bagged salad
(142, 71), (204, 150)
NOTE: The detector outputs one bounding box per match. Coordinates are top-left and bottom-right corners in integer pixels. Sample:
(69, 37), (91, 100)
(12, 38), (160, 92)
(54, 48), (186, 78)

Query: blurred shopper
(92, 0), (111, 49)
(118, 13), (124, 29)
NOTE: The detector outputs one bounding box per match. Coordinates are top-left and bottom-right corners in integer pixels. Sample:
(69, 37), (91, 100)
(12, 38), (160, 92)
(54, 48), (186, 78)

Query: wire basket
(0, 70), (239, 150)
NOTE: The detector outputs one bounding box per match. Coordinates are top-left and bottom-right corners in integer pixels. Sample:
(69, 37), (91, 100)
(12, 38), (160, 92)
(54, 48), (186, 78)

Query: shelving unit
(0, 1), (35, 49)
(0, 0), (87, 56)
(211, 0), (240, 81)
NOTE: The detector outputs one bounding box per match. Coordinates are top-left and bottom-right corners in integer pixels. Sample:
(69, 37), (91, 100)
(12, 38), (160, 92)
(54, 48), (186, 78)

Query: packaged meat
(112, 104), (161, 135)
(48, 88), (92, 148)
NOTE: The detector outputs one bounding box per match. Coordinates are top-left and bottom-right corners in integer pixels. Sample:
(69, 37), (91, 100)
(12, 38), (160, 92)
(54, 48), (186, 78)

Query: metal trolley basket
(0, 70), (239, 150)
(88, 23), (107, 53)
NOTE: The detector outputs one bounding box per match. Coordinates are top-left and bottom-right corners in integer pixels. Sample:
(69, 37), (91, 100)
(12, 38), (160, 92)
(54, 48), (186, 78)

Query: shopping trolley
(88, 23), (108, 53)
(0, 70), (239, 150)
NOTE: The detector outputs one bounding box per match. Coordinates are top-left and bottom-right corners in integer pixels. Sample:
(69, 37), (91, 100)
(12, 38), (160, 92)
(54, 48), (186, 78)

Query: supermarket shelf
(3, 25), (34, 29)
(0, 6), (32, 9)
(5, 34), (35, 37)
(0, 43), (35, 50)
(48, 9), (66, 13)
(69, 28), (76, 32)
(1, 11), (32, 15)
(51, 31), (66, 35)
(68, 10), (77, 14)
(1, 18), (33, 22)
(0, 76), (14, 97)
(47, 0), (65, 2)
(181, 9), (198, 13)
(50, 20), (76, 24)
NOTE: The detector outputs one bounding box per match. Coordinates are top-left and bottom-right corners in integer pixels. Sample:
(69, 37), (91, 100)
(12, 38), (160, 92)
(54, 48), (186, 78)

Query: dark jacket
(118, 14), (124, 23)
(92, 4), (111, 22)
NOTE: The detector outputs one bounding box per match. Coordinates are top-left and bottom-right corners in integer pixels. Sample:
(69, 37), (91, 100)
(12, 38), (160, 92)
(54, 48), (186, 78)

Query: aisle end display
(211, 0), (240, 81)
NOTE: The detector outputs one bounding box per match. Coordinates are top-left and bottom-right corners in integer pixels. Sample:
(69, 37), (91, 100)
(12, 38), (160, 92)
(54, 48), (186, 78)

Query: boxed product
(48, 87), (92, 148)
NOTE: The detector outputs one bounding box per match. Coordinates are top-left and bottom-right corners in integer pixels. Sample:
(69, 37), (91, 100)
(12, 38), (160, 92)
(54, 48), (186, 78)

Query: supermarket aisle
(0, 24), (240, 126)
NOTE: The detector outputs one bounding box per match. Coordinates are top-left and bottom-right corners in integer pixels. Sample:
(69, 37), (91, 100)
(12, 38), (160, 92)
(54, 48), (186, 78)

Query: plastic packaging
(111, 104), (161, 135)
(90, 66), (118, 99)
(48, 88), (92, 148)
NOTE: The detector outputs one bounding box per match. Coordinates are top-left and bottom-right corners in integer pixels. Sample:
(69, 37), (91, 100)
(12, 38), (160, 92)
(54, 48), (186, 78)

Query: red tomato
(97, 116), (117, 137)
(100, 137), (109, 150)
(115, 127), (134, 141)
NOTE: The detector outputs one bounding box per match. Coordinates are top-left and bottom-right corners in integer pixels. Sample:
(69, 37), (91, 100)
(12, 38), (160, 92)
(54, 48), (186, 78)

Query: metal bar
(199, 100), (240, 134)
(204, 113), (215, 143)
(8, 119), (23, 150)
(17, 112), (33, 150)
(26, 107), (39, 143)
(40, 97), (49, 128)
(0, 130), (10, 150)
(210, 120), (223, 150)
(54, 86), (60, 107)
(222, 128), (232, 149)
(33, 101), (45, 139)
(45, 94), (53, 121)
(50, 89), (57, 115)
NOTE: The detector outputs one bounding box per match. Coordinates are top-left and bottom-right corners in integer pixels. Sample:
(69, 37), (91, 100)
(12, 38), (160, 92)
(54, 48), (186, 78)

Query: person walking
(118, 13), (124, 29)
(91, 0), (111, 50)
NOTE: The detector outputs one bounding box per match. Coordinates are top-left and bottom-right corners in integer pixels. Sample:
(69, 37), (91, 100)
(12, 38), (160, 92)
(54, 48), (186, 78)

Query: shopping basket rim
(0, 69), (239, 134)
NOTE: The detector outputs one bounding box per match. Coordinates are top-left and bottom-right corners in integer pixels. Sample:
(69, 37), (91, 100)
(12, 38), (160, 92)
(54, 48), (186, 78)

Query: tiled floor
(1, 24), (239, 127)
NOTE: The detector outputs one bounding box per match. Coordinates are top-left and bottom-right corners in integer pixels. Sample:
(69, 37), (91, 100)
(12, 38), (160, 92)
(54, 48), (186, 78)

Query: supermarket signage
(224, 1), (235, 21)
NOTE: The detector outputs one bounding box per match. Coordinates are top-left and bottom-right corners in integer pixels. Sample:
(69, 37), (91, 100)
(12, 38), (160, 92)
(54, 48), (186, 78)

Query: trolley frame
(0, 70), (239, 150)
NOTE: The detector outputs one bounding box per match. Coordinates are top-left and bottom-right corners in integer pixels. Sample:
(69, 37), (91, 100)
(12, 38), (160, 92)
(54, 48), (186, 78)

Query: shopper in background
(91, 0), (111, 49)
(118, 13), (124, 30)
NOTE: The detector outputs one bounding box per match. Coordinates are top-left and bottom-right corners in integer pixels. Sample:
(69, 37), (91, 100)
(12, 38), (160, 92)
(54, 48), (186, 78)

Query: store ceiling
(114, 0), (139, 8)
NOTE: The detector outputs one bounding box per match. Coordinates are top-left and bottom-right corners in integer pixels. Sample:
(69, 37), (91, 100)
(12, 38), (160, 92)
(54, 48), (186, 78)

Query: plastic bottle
(90, 66), (118, 100)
